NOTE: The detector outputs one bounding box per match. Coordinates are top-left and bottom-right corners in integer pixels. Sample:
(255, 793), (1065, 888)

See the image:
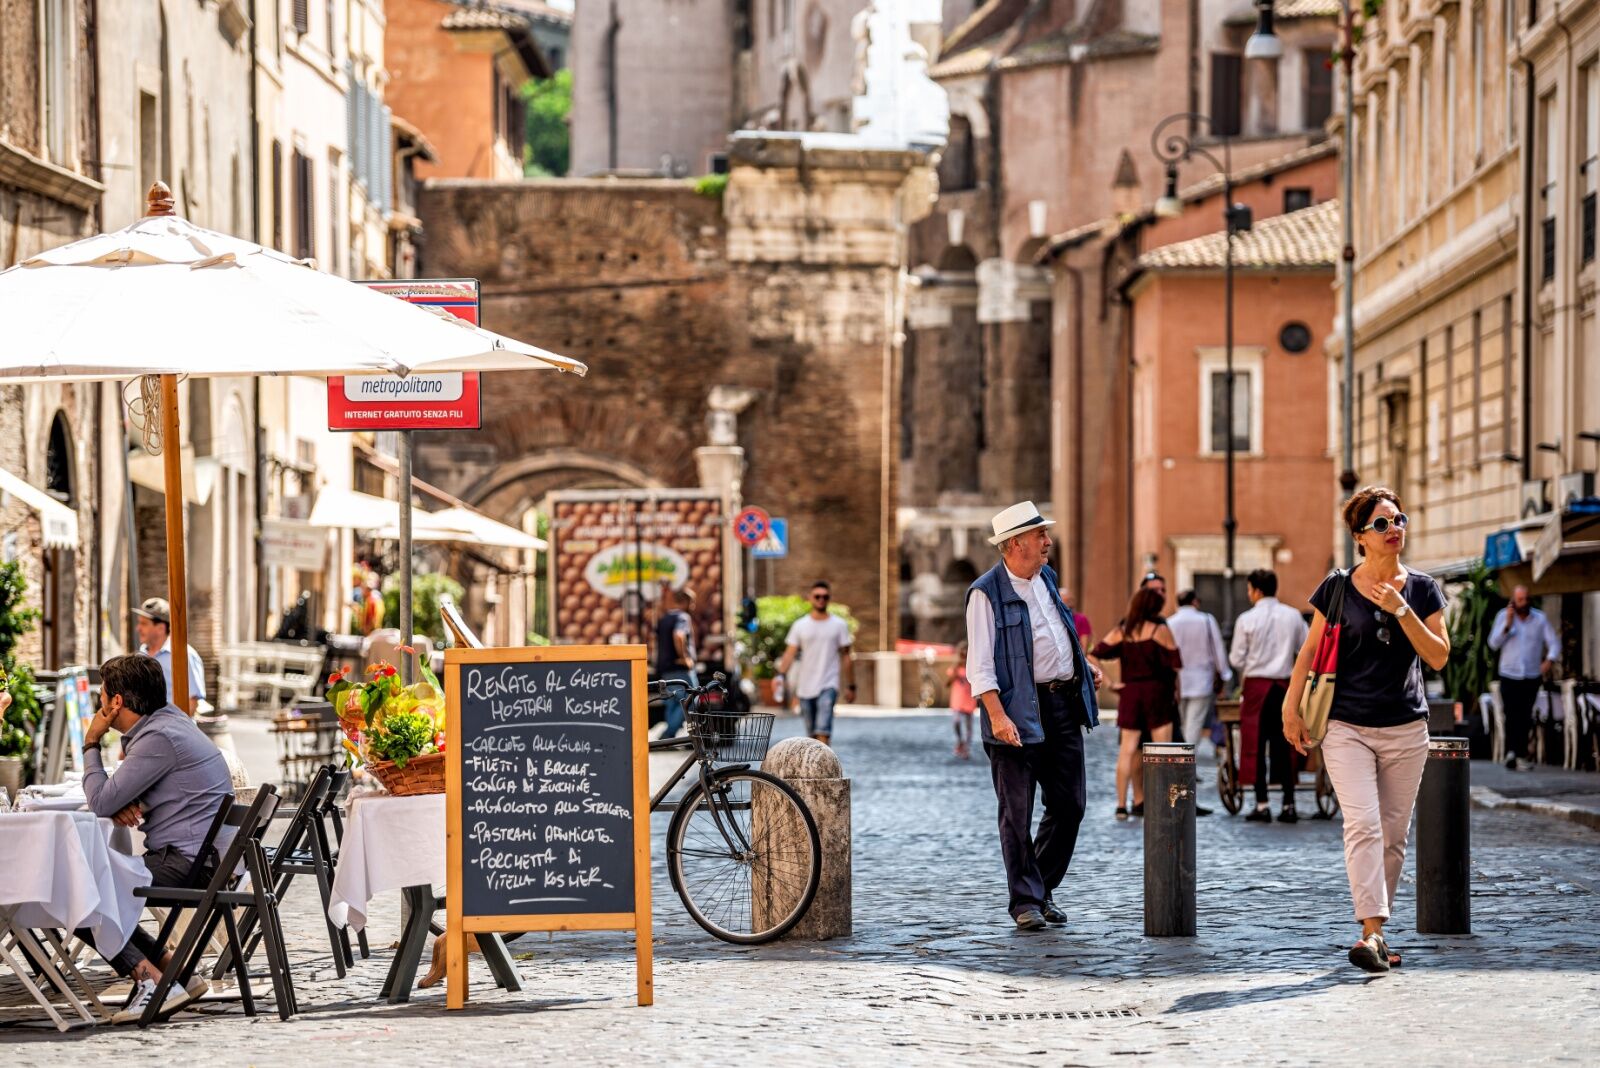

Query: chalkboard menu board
(444, 646), (651, 1009)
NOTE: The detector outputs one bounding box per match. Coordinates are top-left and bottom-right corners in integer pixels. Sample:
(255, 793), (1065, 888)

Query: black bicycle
(648, 674), (821, 944)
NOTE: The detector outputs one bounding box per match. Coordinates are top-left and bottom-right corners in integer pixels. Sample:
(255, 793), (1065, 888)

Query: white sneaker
(111, 977), (201, 1025)
(1516, 758), (1537, 771)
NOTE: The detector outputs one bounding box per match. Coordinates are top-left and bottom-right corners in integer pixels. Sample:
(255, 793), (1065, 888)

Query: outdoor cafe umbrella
(0, 183), (585, 711)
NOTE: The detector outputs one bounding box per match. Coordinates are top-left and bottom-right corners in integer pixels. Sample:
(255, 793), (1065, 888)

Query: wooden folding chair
(135, 786), (296, 1026)
(214, 765), (347, 979)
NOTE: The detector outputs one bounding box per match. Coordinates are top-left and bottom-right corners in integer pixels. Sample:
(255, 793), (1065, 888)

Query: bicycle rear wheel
(667, 768), (821, 944)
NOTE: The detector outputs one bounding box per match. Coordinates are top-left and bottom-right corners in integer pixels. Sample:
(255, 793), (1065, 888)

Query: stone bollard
(1416, 736), (1471, 934)
(1142, 741), (1197, 937)
(754, 736), (852, 940)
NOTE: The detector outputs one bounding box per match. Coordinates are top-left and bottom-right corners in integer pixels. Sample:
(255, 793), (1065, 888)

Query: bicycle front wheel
(667, 768), (821, 944)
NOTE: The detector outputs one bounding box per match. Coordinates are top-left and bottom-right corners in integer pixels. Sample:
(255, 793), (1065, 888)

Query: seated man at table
(78, 654), (234, 1023)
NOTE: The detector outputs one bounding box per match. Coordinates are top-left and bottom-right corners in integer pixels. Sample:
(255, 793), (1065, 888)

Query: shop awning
(308, 488), (544, 551)
(127, 446), (214, 505)
(1488, 499), (1600, 594)
(307, 487), (400, 531)
(0, 466), (78, 549)
(370, 507), (545, 551)
(1532, 499), (1600, 582)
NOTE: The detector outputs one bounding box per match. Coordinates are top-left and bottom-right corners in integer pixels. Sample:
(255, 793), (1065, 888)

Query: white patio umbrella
(0, 184), (585, 710)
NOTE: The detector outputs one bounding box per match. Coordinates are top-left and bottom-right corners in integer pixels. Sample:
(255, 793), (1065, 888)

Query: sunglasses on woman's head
(1357, 513), (1409, 535)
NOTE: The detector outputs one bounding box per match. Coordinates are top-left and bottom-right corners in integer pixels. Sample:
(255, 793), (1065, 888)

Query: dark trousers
(1253, 681), (1295, 806)
(77, 845), (196, 977)
(1500, 677), (1542, 761)
(985, 686), (1087, 918)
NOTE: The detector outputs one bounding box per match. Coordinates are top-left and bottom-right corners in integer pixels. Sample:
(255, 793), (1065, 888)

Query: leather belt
(1037, 678), (1075, 693)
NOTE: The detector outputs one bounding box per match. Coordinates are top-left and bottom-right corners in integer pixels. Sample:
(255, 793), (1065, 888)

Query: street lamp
(1244, 0), (1284, 59)
(1151, 113), (1253, 633)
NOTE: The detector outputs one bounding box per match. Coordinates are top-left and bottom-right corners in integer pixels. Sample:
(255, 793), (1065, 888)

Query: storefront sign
(328, 279), (483, 431)
(261, 517), (327, 571)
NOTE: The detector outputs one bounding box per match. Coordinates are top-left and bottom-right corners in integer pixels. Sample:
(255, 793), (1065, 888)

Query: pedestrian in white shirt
(1229, 570), (1309, 822)
(1168, 590), (1232, 750)
(1487, 585), (1560, 769)
(776, 581), (855, 745)
(134, 597), (206, 713)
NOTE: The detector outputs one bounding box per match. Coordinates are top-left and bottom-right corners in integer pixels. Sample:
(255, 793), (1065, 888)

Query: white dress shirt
(1168, 605), (1233, 698)
(965, 566), (1075, 697)
(1487, 607), (1560, 680)
(1228, 597), (1308, 680)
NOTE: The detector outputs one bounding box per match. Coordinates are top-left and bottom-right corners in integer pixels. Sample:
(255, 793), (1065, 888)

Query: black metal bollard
(1143, 741), (1197, 937)
(1416, 736), (1471, 934)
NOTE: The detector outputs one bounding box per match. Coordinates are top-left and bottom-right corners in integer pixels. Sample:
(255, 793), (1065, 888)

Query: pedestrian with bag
(1283, 486), (1451, 974)
(965, 501), (1103, 930)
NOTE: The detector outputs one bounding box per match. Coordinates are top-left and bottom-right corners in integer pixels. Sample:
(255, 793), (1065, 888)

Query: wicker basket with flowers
(327, 650), (448, 796)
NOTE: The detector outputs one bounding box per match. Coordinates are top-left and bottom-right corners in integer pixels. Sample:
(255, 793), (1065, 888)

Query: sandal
(1115, 807), (1129, 821)
(1373, 933), (1402, 968)
(1131, 802), (1145, 817)
(1348, 933), (1391, 974)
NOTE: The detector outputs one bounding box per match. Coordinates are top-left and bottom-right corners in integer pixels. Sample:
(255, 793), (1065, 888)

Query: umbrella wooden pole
(399, 431), (414, 684)
(160, 373), (192, 714)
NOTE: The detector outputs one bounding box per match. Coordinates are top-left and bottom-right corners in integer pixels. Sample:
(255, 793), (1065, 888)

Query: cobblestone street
(6, 712), (1598, 1065)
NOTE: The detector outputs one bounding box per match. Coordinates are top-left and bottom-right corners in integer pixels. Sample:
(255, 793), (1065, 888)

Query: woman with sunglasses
(1282, 487), (1451, 974)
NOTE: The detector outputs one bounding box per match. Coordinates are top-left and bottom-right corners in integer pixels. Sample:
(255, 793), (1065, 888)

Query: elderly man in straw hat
(965, 501), (1102, 930)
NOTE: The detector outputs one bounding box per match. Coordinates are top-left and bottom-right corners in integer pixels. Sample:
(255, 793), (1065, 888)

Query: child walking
(949, 641), (977, 759)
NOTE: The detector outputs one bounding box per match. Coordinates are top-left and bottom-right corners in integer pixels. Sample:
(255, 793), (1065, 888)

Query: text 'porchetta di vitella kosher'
(458, 663), (634, 911)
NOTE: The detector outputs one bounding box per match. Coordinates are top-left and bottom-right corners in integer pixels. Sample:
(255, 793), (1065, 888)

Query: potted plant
(0, 563), (41, 795)
(327, 650), (448, 795)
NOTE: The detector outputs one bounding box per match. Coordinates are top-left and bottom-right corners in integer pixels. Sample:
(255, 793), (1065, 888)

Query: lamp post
(1338, 0), (1359, 562)
(1151, 114), (1254, 632)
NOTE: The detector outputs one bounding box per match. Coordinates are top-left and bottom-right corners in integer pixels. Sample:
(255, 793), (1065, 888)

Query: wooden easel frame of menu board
(443, 645), (652, 1009)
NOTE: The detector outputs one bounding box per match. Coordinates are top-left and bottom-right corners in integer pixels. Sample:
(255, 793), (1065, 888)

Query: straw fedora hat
(988, 501), (1055, 546)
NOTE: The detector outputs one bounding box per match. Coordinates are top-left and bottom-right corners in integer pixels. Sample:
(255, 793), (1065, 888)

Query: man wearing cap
(965, 501), (1102, 931)
(135, 597), (206, 711)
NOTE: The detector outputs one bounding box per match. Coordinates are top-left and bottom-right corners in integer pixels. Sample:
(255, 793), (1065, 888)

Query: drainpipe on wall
(1059, 262), (1087, 600)
(1521, 57), (1536, 482)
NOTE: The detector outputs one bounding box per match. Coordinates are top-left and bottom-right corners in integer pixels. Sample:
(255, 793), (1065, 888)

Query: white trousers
(1320, 719), (1429, 922)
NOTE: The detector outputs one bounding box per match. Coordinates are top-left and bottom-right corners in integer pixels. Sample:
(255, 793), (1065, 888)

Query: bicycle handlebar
(648, 671), (728, 700)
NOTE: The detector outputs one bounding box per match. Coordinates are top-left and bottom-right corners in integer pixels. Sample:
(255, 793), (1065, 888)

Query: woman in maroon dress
(1092, 588), (1182, 820)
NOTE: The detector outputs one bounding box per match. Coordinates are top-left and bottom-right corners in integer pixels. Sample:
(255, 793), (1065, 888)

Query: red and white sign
(734, 506), (771, 547)
(328, 279), (484, 431)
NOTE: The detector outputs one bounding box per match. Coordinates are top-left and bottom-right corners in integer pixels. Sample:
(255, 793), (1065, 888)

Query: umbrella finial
(145, 181), (176, 217)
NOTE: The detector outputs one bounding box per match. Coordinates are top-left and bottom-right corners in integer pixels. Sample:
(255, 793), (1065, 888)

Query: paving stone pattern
(5, 714), (1599, 1065)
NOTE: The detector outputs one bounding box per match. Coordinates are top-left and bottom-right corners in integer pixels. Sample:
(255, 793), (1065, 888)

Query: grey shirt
(83, 704), (233, 859)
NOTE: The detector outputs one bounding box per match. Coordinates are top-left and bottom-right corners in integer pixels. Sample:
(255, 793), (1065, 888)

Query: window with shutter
(1305, 50), (1333, 130)
(1210, 54), (1242, 137)
(380, 105), (394, 215)
(346, 72), (359, 182)
(271, 139), (285, 251)
(293, 0), (309, 35)
(293, 150), (314, 261)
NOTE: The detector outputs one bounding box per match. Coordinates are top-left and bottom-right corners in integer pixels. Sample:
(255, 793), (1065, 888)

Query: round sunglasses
(1356, 513), (1409, 535)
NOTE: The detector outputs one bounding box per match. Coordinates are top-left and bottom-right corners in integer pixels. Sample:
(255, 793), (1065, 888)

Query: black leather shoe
(1244, 806), (1272, 823)
(1041, 897), (1068, 925)
(1195, 804), (1214, 817)
(1014, 909), (1047, 931)
(1277, 806), (1300, 824)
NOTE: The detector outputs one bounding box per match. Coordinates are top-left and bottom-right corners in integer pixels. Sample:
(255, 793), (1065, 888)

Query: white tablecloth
(0, 811), (152, 955)
(328, 792), (445, 933)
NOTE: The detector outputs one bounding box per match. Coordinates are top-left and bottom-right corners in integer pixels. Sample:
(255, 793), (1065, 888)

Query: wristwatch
(1394, 603), (1410, 619)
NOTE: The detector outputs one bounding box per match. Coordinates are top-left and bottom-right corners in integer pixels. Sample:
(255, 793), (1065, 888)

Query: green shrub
(693, 173), (729, 199)
(382, 572), (466, 647)
(0, 563), (42, 768)
(739, 595), (859, 680)
(1441, 561), (1504, 707)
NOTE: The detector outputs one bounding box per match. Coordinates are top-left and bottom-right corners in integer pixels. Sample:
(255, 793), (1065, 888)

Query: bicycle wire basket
(687, 696), (774, 764)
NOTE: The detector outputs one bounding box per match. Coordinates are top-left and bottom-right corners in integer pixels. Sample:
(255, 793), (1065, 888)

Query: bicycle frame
(648, 681), (756, 855)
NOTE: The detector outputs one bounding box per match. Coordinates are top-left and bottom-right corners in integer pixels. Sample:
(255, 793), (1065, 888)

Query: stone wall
(416, 135), (933, 649)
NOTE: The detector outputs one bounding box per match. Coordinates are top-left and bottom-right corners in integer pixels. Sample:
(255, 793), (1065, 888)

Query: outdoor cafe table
(0, 810), (152, 1030)
(327, 792), (522, 1003)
